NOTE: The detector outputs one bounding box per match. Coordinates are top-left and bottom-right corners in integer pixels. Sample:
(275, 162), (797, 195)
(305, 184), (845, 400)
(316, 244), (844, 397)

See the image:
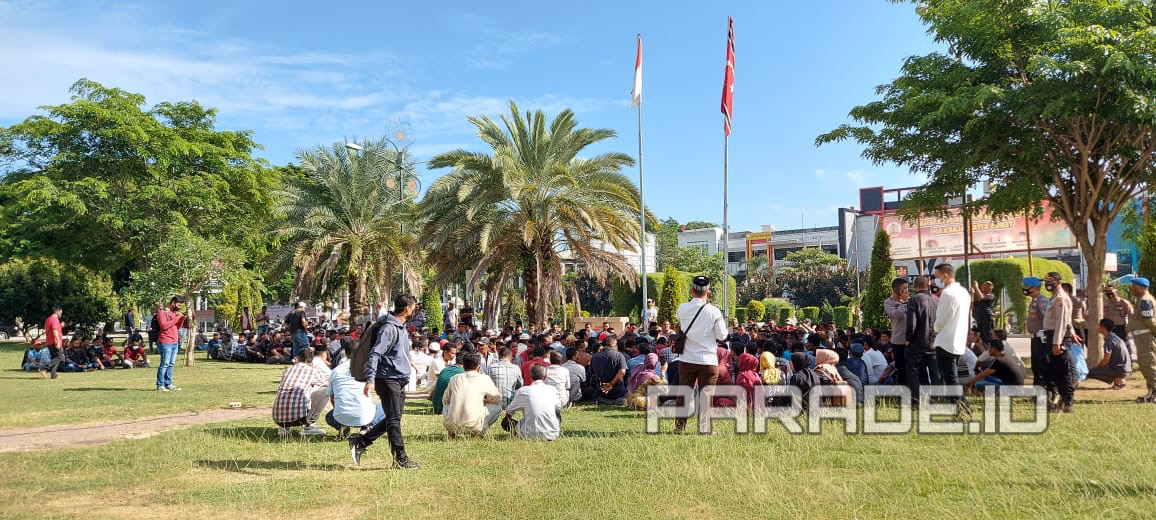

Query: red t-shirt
(124, 346), (147, 361)
(45, 314), (63, 347)
(101, 345), (118, 359)
(520, 358), (550, 385)
(156, 309), (185, 344)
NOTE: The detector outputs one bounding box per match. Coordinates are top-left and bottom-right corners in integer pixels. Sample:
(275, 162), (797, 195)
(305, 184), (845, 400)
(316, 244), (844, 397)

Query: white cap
(296, 301), (307, 309)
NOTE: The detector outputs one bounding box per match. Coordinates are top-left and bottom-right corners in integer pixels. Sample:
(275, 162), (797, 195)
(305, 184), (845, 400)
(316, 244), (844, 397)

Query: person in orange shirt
(42, 307), (64, 379)
(155, 296), (186, 392)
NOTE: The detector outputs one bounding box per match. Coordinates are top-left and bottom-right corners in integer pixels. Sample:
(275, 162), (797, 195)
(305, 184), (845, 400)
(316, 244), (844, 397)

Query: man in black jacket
(905, 276), (942, 403)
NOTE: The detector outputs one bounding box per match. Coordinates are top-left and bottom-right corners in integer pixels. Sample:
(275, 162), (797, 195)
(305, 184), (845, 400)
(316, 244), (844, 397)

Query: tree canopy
(817, 0), (1156, 362)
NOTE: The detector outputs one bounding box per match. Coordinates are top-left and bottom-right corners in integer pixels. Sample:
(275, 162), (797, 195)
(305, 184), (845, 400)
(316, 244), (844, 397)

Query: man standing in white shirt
(673, 276), (728, 434)
(932, 263), (972, 414)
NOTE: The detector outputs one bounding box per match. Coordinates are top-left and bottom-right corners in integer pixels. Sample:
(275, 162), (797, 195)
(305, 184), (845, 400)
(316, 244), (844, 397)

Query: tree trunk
(350, 270), (368, 324)
(183, 292), (196, 368)
(1082, 230), (1108, 366)
(523, 262), (541, 328)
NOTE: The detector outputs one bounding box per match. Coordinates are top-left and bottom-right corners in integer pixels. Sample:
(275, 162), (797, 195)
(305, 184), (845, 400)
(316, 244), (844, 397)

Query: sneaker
(393, 458), (420, 470)
(1061, 402), (1074, 413)
(165, 386), (182, 391)
(277, 427), (292, 438)
(1137, 392), (1156, 404)
(301, 425), (325, 436)
(157, 386), (170, 392)
(348, 436), (366, 466)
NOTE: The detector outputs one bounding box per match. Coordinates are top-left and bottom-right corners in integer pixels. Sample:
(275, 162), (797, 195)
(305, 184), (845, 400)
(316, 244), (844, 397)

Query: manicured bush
(833, 306), (852, 329)
(862, 228), (897, 332)
(746, 300), (766, 322)
(959, 257), (1073, 333)
(779, 306), (795, 323)
(801, 306), (820, 323)
(735, 308), (748, 323)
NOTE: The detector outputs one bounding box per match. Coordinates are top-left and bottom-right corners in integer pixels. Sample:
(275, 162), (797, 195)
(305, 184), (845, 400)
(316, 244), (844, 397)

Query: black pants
(905, 347), (941, 402)
(935, 347), (968, 404)
(356, 378), (408, 461)
(1029, 334), (1053, 392)
(976, 320), (994, 346)
(1043, 331), (1075, 403)
(890, 343), (907, 385)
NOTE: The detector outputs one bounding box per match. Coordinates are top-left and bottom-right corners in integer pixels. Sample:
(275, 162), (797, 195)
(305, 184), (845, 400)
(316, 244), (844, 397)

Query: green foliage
(782, 248), (843, 272)
(819, 300), (836, 324)
(125, 227), (245, 306)
(738, 268), (777, 308)
(779, 306), (795, 323)
(655, 217), (682, 271)
(708, 274), (738, 319)
(423, 101), (651, 326)
(422, 273), (443, 334)
(833, 306), (852, 330)
(779, 266), (860, 309)
(656, 267), (682, 325)
(216, 281), (263, 329)
(817, 0), (1156, 362)
(0, 79), (277, 278)
(1121, 201), (1156, 277)
(271, 138), (420, 318)
(746, 300), (766, 322)
(669, 247), (721, 274)
(683, 221), (717, 230)
(735, 308), (748, 323)
(801, 307), (820, 323)
(611, 272), (664, 320)
(863, 228), (897, 331)
(761, 298), (791, 323)
(0, 257), (116, 336)
(572, 271), (613, 316)
(959, 258), (1073, 333)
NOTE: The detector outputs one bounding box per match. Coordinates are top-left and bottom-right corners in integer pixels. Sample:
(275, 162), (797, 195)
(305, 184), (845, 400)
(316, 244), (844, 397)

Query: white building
(562, 233), (657, 275)
(677, 224), (843, 276)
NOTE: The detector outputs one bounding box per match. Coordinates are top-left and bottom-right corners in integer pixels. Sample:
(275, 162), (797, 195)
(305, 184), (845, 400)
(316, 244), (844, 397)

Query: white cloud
(845, 169), (867, 186)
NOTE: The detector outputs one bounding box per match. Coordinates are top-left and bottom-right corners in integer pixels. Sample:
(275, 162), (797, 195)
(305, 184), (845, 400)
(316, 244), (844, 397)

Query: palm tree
(421, 101), (650, 326)
(271, 139), (421, 319)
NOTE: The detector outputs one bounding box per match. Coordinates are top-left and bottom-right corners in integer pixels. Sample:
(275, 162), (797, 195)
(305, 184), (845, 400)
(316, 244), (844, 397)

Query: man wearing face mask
(931, 263), (972, 416)
(1041, 272), (1075, 413)
(1104, 285), (1136, 359)
(1127, 277), (1156, 403)
(1023, 277), (1051, 397)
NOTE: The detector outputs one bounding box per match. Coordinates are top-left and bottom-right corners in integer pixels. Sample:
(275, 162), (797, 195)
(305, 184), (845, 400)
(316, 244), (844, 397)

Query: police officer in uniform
(1104, 285), (1136, 359)
(1127, 277), (1156, 404)
(1023, 277), (1052, 395)
(1041, 271), (1075, 413)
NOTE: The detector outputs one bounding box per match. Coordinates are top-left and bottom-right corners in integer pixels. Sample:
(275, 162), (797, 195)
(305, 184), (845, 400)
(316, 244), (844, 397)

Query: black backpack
(148, 314), (160, 341)
(351, 319), (395, 383)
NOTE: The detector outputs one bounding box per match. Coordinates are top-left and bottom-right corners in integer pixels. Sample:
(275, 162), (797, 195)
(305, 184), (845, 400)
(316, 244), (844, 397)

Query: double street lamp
(344, 140), (421, 295)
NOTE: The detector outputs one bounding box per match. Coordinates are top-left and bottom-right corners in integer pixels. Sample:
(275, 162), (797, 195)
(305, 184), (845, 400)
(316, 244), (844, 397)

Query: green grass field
(1, 342), (1154, 519)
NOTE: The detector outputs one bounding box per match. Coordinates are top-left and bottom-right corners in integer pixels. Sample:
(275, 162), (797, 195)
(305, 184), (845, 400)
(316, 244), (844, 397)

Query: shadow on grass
(562, 429), (633, 438)
(62, 387), (154, 392)
(195, 459), (362, 474)
(1004, 478), (1156, 498)
(206, 426), (285, 442)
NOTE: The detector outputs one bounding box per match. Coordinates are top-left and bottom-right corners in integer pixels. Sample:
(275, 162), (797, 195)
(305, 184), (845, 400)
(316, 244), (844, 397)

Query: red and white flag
(631, 34), (642, 108)
(721, 17), (735, 136)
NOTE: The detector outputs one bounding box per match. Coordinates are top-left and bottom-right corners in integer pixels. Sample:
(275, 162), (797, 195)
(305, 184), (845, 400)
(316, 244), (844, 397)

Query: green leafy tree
(0, 257), (116, 339)
(817, 0), (1156, 363)
(862, 228), (897, 331)
(126, 227), (244, 367)
(422, 102), (651, 326)
(782, 248), (843, 272)
(655, 217), (682, 271)
(746, 300), (766, 322)
(271, 138), (421, 321)
(819, 299), (836, 324)
(1121, 200), (1156, 277)
(670, 246), (721, 274)
(0, 79), (277, 280)
(422, 271), (443, 334)
(657, 266), (680, 324)
(683, 221), (718, 230)
(780, 266), (861, 309)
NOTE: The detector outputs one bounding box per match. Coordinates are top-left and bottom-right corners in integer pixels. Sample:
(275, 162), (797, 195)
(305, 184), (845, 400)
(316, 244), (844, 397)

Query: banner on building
(881, 201), (1076, 261)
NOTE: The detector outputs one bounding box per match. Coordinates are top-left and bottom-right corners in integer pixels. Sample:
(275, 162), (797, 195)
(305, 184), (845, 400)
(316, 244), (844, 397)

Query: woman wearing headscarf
(626, 353), (664, 410)
(814, 348), (855, 405)
(759, 351), (782, 385)
(735, 353), (762, 406)
(712, 345), (737, 407)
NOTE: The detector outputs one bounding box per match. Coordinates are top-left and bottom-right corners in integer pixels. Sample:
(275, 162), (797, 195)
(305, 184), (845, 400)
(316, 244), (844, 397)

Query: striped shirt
(272, 363), (325, 424)
(486, 359), (523, 407)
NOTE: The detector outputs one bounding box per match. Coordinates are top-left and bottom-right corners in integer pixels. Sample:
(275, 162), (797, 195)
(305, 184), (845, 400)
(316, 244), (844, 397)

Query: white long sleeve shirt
(675, 298), (727, 366)
(933, 281), (970, 355)
(506, 381), (562, 441)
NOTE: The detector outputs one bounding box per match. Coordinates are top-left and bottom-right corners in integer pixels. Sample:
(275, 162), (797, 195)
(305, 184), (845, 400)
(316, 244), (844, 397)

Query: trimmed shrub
(735, 307), (748, 323)
(801, 307), (820, 323)
(862, 228), (897, 331)
(779, 306), (795, 323)
(833, 306), (852, 329)
(746, 300), (766, 322)
(959, 257), (1074, 333)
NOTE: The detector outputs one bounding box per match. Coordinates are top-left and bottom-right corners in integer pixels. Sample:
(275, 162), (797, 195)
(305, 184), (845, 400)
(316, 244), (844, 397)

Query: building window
(728, 251), (746, 263)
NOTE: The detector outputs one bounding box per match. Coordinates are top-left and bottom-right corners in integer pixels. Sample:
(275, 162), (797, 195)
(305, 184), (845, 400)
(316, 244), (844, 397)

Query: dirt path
(0, 407), (271, 453)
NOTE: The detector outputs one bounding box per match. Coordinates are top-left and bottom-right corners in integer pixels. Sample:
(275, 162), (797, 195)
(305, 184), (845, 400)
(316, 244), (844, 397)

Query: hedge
(611, 269), (735, 324)
(801, 307), (820, 323)
(833, 306), (852, 329)
(778, 306), (795, 323)
(746, 300), (766, 321)
(735, 307), (748, 323)
(958, 257), (1074, 333)
(762, 298), (791, 323)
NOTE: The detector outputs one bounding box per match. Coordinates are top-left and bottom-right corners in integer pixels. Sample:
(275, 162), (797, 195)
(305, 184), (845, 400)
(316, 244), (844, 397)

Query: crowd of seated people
(22, 334), (150, 376)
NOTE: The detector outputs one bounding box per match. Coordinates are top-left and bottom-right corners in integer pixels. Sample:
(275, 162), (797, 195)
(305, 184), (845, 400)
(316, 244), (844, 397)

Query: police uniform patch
(1142, 300), (1154, 318)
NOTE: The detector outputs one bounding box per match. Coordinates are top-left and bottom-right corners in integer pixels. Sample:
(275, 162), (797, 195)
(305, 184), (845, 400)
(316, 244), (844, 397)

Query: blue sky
(0, 0), (940, 232)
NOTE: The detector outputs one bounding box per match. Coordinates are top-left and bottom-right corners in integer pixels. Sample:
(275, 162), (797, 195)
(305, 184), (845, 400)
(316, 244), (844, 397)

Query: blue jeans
(974, 376), (1004, 392)
(291, 332), (308, 359)
(156, 342), (179, 388)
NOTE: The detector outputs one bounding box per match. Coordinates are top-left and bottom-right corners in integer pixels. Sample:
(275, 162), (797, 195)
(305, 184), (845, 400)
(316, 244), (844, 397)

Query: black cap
(692, 275), (711, 289)
(171, 295), (185, 303)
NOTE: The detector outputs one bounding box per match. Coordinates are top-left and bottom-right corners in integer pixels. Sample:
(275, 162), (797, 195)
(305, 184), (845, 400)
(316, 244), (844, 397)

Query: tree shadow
(195, 459), (366, 475)
(205, 426), (288, 442)
(560, 429), (633, 438)
(1002, 478), (1156, 498)
(62, 387), (153, 392)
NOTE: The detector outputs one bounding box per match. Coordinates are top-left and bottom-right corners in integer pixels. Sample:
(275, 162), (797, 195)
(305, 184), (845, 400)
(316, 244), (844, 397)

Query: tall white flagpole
(633, 34), (648, 325)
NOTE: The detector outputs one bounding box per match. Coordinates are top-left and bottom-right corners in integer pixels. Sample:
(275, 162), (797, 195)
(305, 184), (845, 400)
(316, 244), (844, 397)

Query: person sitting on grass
(502, 364), (562, 441)
(272, 348), (329, 437)
(123, 339), (149, 368)
(61, 340), (93, 372)
(1086, 318), (1132, 390)
(263, 333), (289, 364)
(207, 332), (224, 360)
(432, 351), (466, 415)
(626, 352), (663, 410)
(98, 338), (122, 369)
(442, 352), (503, 438)
(85, 338), (111, 371)
(963, 339), (1026, 394)
(325, 337), (383, 439)
(544, 351), (573, 408)
(22, 341), (49, 373)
